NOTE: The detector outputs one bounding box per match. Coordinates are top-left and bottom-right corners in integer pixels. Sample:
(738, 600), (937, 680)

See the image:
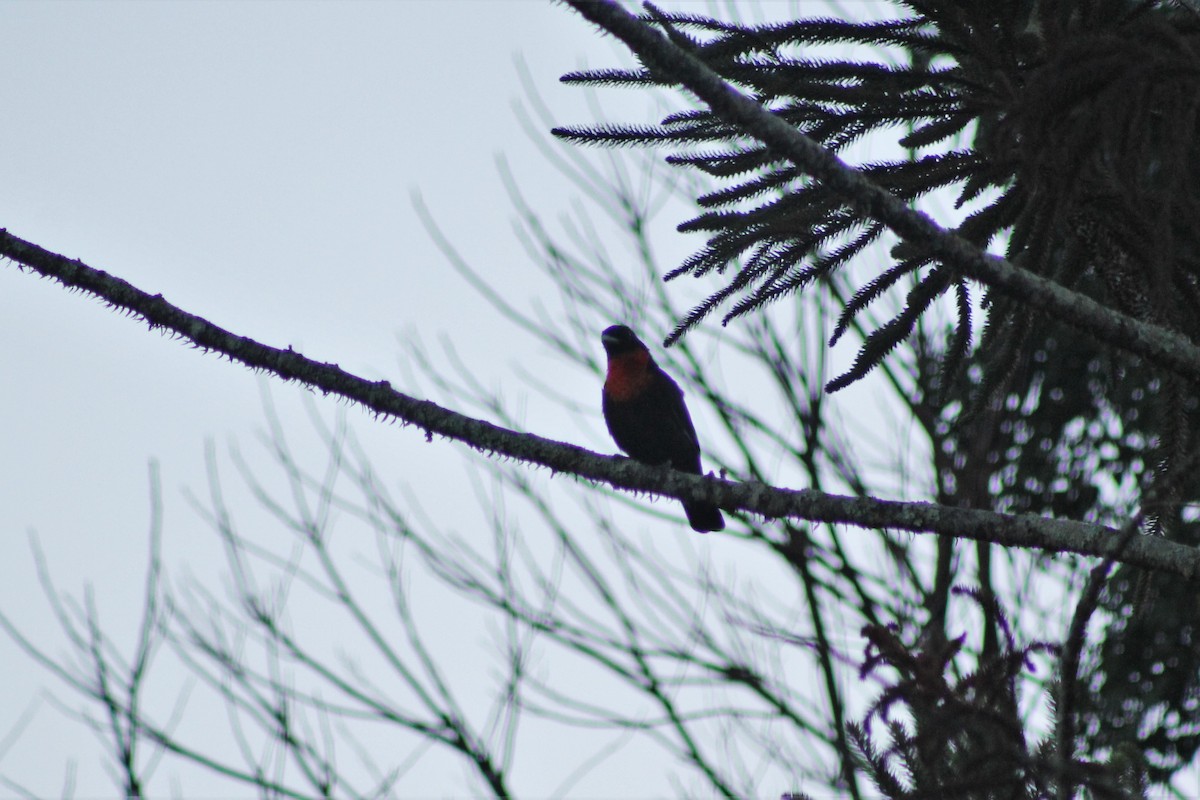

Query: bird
(600, 324), (725, 532)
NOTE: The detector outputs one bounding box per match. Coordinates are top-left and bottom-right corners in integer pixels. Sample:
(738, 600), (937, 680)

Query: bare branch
(1, 230), (1196, 576)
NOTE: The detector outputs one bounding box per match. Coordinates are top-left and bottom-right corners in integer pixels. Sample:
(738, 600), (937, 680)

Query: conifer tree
(556, 0), (1200, 792)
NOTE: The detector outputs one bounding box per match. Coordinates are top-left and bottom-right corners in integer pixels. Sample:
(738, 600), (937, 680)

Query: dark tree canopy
(557, 1), (1200, 387)
(558, 0), (1200, 791)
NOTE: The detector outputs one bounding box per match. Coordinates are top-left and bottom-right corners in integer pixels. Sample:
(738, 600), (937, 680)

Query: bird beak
(601, 331), (620, 346)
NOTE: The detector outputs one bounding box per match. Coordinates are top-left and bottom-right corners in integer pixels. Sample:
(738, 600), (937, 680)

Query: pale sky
(0, 2), (1032, 798)
(0, 2), (659, 796)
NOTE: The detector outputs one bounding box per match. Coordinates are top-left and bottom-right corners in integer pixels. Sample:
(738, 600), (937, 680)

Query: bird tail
(684, 501), (725, 533)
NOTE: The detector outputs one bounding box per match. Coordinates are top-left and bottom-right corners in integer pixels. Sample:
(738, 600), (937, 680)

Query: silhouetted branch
(2, 229), (1197, 577)
(556, 1), (1200, 385)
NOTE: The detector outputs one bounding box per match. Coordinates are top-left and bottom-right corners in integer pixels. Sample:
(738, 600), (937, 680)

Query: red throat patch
(604, 349), (653, 401)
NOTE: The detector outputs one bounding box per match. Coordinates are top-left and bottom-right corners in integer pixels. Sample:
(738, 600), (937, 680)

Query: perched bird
(600, 324), (725, 532)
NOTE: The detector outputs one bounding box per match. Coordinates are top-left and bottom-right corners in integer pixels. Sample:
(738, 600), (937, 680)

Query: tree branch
(556, 0), (1200, 386)
(3, 227), (1199, 577)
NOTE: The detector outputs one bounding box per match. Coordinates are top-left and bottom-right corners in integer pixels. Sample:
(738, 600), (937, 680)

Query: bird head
(601, 325), (647, 358)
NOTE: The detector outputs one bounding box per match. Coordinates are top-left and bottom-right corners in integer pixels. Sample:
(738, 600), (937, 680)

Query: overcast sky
(0, 2), (666, 796)
(9, 4), (1184, 798)
(0, 1), (1018, 797)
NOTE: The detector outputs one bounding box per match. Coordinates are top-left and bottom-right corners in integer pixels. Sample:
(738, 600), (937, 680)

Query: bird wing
(649, 367), (703, 473)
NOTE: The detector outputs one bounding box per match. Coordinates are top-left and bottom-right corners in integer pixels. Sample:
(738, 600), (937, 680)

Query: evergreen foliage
(558, 0), (1200, 792)
(554, 0), (1200, 393)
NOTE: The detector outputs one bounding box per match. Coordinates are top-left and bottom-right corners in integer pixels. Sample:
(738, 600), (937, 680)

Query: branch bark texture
(3, 228), (1199, 578)
(558, 0), (1200, 385)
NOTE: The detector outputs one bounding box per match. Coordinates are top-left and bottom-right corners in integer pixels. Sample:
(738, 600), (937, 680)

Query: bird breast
(604, 351), (653, 401)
